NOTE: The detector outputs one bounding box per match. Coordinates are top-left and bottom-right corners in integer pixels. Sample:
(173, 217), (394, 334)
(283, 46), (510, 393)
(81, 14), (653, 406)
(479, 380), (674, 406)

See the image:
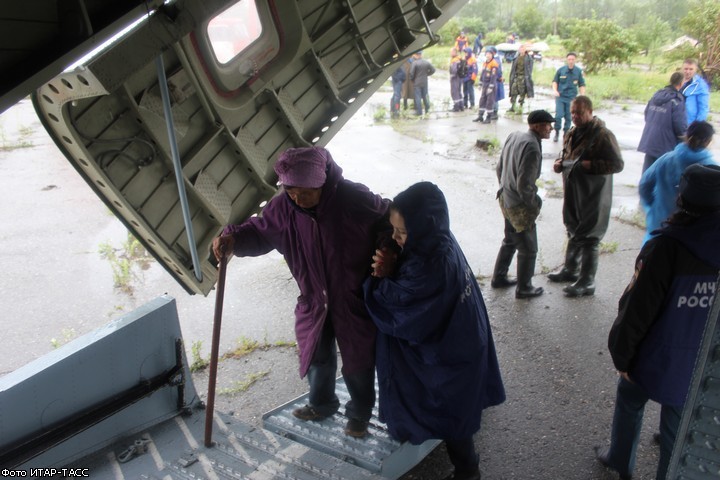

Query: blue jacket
(682, 74), (710, 123)
(637, 86), (687, 159)
(553, 65), (585, 99)
(639, 143), (716, 245)
(609, 212), (720, 406)
(391, 66), (406, 84)
(364, 182), (505, 444)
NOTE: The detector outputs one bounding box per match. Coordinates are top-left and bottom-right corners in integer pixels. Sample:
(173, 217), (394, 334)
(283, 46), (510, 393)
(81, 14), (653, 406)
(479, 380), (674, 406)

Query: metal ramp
(263, 381), (440, 479)
(667, 272), (720, 479)
(0, 296), (437, 479)
(77, 408), (389, 480)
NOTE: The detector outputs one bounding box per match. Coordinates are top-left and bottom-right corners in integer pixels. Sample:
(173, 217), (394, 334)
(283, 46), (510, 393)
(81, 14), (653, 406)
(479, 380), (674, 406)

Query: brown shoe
(344, 418), (369, 438)
(292, 405), (327, 421)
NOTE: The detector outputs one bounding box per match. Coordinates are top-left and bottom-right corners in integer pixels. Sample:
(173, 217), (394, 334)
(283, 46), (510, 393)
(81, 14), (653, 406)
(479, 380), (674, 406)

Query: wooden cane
(204, 245), (228, 447)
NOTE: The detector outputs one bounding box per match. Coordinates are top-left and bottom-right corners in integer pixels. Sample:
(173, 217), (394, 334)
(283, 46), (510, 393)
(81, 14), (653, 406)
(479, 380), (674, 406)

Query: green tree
(563, 18), (641, 73)
(513, 3), (546, 38)
(631, 15), (672, 56)
(437, 18), (462, 45)
(680, 0), (720, 87)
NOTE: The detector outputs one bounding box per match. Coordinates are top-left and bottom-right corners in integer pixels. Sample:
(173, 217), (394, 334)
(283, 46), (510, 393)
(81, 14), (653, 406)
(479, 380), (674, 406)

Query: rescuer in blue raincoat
(364, 182), (505, 480)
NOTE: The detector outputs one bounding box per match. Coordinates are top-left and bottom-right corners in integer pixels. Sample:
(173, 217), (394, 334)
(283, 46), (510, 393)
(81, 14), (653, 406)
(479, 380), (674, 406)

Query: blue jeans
(307, 318), (376, 421)
(463, 80), (475, 107)
(414, 85), (430, 115)
(555, 97), (572, 132)
(391, 81), (403, 114)
(605, 377), (682, 479)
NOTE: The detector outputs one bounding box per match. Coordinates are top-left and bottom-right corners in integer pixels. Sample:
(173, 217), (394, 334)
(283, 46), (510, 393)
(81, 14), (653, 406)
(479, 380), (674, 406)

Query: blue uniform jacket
(553, 65), (585, 99)
(609, 212), (720, 407)
(364, 182), (505, 444)
(637, 86), (687, 159)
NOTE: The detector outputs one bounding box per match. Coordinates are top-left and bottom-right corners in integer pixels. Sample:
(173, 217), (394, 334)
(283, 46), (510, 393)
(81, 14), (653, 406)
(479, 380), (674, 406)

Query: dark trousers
(642, 153), (658, 174)
(307, 319), (376, 421)
(500, 218), (538, 256)
(463, 80), (475, 107)
(414, 86), (430, 114)
(555, 97), (572, 133)
(446, 436), (480, 474)
(605, 377), (682, 479)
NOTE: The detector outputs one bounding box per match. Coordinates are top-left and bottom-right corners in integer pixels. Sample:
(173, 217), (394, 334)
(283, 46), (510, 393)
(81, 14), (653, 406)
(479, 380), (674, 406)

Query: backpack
(457, 59), (468, 78)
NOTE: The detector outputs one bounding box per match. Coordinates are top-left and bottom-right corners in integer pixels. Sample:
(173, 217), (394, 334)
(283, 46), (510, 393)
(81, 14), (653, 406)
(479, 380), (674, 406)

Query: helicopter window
(207, 0), (263, 64)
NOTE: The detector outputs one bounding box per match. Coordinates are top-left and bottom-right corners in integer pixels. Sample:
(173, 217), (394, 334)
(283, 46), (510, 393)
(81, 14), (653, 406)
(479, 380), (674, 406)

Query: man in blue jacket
(637, 72), (687, 173)
(682, 58), (710, 124)
(552, 52), (586, 142)
(595, 163), (720, 480)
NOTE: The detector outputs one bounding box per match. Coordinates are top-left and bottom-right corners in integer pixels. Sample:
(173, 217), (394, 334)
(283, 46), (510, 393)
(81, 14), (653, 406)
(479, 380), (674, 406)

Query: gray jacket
(409, 58), (436, 88)
(496, 130), (543, 230)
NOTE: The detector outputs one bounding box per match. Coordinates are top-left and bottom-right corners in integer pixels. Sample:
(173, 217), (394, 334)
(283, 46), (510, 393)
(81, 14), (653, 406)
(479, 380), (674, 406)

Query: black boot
(547, 241), (581, 283)
(564, 244), (598, 297)
(515, 254), (544, 299)
(473, 109), (485, 122)
(491, 244), (517, 288)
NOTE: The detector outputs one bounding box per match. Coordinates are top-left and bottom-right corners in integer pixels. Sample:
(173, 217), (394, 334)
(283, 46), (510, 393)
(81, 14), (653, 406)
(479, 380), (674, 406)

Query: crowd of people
(211, 36), (717, 480)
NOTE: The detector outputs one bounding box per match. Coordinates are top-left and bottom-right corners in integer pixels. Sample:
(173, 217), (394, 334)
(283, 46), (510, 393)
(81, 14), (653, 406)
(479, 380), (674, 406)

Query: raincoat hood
(391, 181), (451, 255)
(659, 212), (720, 269)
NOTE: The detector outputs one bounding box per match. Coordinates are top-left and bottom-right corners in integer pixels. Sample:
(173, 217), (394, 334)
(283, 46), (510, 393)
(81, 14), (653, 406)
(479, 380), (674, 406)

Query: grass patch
(615, 205), (646, 230)
(190, 340), (209, 372)
(222, 336), (297, 361)
(218, 371), (270, 395)
(50, 328), (77, 349)
(600, 241), (619, 254)
(0, 123), (35, 150)
(98, 232), (153, 296)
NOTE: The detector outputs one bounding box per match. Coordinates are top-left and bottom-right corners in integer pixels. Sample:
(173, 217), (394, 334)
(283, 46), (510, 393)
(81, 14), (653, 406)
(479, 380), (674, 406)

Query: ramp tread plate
(262, 378), (439, 479)
(76, 408), (385, 479)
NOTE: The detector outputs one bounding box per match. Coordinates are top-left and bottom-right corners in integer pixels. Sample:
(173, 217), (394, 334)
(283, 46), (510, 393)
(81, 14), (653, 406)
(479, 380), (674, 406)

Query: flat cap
(527, 110), (555, 124)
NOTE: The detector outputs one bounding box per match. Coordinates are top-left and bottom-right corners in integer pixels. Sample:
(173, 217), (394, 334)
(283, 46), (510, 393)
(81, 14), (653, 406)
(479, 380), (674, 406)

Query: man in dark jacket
(637, 72), (687, 173)
(595, 163), (720, 480)
(548, 96), (624, 297)
(213, 147), (390, 438)
(409, 51), (436, 115)
(491, 110), (554, 299)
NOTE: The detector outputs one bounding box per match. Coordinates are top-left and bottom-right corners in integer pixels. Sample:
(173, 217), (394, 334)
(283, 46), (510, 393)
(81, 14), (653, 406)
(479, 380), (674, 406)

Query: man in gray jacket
(491, 110), (554, 298)
(409, 51), (436, 115)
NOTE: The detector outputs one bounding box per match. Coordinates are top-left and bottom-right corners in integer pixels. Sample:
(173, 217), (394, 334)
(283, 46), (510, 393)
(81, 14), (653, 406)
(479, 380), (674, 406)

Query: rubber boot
(563, 244), (598, 297)
(491, 244), (517, 288)
(473, 109), (485, 122)
(547, 241), (581, 283)
(515, 254), (544, 299)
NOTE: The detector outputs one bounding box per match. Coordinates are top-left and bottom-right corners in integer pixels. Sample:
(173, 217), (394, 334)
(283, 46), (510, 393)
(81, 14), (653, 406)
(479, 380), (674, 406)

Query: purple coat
(223, 158), (390, 378)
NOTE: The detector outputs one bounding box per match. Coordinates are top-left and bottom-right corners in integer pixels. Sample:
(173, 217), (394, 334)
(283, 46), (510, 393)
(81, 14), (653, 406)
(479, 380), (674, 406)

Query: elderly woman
(213, 146), (390, 438)
(639, 120), (716, 245)
(364, 182), (505, 480)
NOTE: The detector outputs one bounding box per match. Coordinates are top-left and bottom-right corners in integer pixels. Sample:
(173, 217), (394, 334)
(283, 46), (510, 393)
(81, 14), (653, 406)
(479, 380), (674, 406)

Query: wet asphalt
(1, 70), (719, 479)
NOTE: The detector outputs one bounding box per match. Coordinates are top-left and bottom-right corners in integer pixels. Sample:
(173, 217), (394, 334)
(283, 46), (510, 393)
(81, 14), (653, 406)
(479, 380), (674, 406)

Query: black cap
(679, 164), (720, 211)
(527, 110), (554, 124)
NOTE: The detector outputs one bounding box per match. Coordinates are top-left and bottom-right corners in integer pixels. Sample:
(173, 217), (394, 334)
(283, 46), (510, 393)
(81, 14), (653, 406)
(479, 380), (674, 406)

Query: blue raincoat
(639, 143), (717, 245)
(364, 182), (505, 444)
